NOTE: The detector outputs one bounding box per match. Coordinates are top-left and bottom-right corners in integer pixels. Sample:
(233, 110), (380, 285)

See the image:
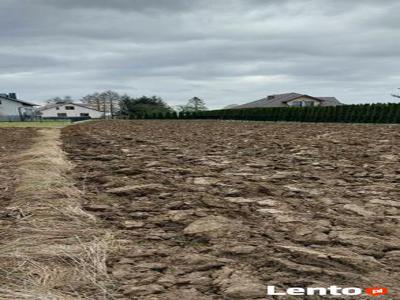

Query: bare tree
(81, 92), (102, 110)
(179, 97), (207, 112)
(81, 90), (121, 118)
(102, 90), (121, 118)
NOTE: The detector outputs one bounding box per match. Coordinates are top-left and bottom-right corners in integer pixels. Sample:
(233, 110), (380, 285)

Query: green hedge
(152, 103), (400, 123)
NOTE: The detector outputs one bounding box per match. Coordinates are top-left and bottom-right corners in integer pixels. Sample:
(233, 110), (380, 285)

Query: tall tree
(102, 90), (121, 118)
(81, 92), (102, 111)
(81, 90), (121, 118)
(119, 95), (173, 119)
(179, 97), (208, 113)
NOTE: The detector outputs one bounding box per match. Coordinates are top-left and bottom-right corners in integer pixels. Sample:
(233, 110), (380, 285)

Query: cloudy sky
(0, 0), (399, 108)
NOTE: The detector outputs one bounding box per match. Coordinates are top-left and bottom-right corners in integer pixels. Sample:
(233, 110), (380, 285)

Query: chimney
(267, 95), (275, 100)
(8, 93), (17, 99)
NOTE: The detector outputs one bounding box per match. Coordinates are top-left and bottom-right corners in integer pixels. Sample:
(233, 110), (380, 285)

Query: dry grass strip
(0, 129), (117, 299)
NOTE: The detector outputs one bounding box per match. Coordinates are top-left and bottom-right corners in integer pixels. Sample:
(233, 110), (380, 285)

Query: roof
(317, 97), (343, 106)
(38, 102), (102, 112)
(233, 93), (343, 109)
(0, 94), (38, 106)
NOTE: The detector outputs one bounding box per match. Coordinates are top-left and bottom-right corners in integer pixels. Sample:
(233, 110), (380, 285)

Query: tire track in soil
(62, 120), (400, 300)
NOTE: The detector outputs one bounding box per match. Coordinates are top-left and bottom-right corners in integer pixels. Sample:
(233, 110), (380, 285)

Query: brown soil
(62, 120), (400, 299)
(0, 128), (38, 208)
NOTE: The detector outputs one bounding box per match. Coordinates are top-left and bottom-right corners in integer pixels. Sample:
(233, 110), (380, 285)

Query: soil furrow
(62, 120), (400, 299)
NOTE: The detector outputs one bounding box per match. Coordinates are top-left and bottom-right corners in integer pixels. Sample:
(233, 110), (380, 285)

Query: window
(80, 113), (89, 117)
(65, 106), (75, 110)
(56, 107), (60, 110)
(0, 100), (2, 105)
(57, 113), (67, 117)
(304, 101), (315, 107)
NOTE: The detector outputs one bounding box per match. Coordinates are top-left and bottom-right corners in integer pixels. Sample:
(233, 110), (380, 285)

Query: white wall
(0, 97), (25, 116)
(40, 104), (103, 118)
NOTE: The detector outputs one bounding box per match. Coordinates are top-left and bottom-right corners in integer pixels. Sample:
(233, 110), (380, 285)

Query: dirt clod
(61, 120), (400, 298)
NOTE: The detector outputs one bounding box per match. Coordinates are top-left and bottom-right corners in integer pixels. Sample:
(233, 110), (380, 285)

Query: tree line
(45, 91), (208, 119)
(45, 91), (400, 123)
(145, 103), (400, 124)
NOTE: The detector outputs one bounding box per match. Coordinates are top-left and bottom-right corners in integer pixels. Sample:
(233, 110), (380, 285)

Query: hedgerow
(151, 103), (400, 123)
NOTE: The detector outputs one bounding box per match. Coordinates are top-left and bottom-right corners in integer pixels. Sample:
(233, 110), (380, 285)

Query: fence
(0, 115), (22, 122)
(42, 116), (92, 122)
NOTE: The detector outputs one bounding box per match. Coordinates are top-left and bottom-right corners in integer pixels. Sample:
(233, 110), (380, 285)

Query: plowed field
(60, 120), (399, 299)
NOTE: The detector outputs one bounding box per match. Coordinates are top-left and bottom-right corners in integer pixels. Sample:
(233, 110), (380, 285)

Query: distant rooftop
(234, 92), (343, 109)
(0, 93), (38, 106)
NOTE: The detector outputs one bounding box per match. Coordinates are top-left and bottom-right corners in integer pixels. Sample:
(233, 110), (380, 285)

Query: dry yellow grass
(0, 121), (71, 128)
(0, 129), (117, 299)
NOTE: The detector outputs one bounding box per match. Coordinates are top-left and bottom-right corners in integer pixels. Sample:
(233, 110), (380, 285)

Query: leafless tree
(81, 92), (102, 110)
(81, 90), (121, 118)
(179, 97), (207, 112)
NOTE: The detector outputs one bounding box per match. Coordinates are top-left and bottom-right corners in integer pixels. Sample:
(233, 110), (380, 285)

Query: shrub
(179, 103), (400, 124)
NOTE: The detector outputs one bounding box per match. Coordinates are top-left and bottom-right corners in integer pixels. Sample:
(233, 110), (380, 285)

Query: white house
(38, 102), (103, 119)
(0, 93), (38, 120)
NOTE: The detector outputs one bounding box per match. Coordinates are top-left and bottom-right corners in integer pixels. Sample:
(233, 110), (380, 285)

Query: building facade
(0, 93), (38, 120)
(38, 102), (103, 119)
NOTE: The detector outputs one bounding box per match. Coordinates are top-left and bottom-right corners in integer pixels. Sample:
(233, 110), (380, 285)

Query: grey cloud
(38, 0), (196, 12)
(0, 0), (399, 107)
(0, 54), (60, 73)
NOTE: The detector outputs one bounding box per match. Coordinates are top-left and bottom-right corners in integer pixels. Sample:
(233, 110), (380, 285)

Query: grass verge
(0, 121), (71, 128)
(0, 129), (117, 299)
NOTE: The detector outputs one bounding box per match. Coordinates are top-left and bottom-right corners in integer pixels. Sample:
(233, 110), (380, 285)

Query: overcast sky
(0, 0), (399, 108)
